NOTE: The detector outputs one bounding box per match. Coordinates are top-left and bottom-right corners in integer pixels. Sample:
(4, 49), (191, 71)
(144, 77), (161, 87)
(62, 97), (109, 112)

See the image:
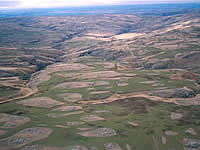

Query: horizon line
(1, 2), (200, 10)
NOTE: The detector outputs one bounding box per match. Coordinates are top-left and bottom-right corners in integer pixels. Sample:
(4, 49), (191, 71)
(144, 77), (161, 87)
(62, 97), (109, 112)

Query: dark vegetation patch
(80, 49), (130, 61)
(0, 86), (20, 100)
(89, 92), (113, 100)
(177, 106), (200, 126)
(1, 107), (27, 116)
(109, 97), (159, 114)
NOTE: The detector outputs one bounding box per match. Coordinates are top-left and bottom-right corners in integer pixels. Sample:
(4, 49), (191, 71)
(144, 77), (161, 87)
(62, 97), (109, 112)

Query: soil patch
(59, 93), (82, 102)
(17, 97), (64, 108)
(78, 128), (116, 137)
(0, 127), (52, 150)
(90, 91), (110, 95)
(170, 112), (183, 120)
(165, 131), (178, 136)
(140, 81), (157, 84)
(126, 144), (132, 150)
(114, 33), (145, 40)
(55, 125), (69, 129)
(0, 113), (30, 128)
(102, 62), (115, 69)
(94, 81), (110, 86)
(53, 106), (82, 112)
(80, 115), (105, 122)
(88, 88), (95, 91)
(95, 110), (110, 113)
(117, 83), (128, 87)
(66, 121), (85, 127)
(104, 87), (113, 90)
(102, 77), (132, 81)
(128, 121), (139, 127)
(162, 136), (167, 144)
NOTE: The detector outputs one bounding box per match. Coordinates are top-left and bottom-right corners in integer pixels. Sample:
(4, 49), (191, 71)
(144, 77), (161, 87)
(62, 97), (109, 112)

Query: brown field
(17, 97), (64, 108)
(0, 127), (53, 150)
(53, 106), (82, 112)
(80, 115), (105, 122)
(58, 93), (82, 102)
(0, 113), (30, 128)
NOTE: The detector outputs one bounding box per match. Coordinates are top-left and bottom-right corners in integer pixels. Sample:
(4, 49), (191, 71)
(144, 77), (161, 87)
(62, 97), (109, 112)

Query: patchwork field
(0, 56), (200, 150)
(0, 5), (200, 150)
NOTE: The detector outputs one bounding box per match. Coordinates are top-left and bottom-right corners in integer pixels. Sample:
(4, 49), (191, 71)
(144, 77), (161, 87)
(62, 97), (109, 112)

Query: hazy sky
(0, 0), (200, 9)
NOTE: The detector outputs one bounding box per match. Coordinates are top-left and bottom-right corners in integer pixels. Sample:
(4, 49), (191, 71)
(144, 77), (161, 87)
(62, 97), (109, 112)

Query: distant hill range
(0, 3), (200, 17)
(0, 3), (199, 101)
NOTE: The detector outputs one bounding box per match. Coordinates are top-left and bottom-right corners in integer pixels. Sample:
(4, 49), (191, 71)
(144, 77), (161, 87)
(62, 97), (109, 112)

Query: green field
(0, 56), (199, 150)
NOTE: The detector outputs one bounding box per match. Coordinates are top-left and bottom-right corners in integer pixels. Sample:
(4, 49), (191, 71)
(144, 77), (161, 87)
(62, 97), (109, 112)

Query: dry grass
(58, 93), (82, 102)
(53, 106), (82, 112)
(80, 115), (105, 122)
(114, 33), (145, 40)
(17, 97), (64, 108)
(0, 113), (30, 129)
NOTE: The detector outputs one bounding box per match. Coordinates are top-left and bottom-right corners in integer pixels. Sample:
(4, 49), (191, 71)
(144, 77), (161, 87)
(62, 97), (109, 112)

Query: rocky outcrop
(151, 88), (196, 98)
(183, 138), (200, 149)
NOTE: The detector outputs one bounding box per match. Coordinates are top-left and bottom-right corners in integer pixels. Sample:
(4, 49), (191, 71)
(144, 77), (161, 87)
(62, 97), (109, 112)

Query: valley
(0, 5), (200, 150)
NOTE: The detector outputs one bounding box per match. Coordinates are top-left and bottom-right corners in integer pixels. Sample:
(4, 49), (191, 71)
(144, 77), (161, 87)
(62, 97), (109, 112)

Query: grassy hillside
(0, 5), (200, 150)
